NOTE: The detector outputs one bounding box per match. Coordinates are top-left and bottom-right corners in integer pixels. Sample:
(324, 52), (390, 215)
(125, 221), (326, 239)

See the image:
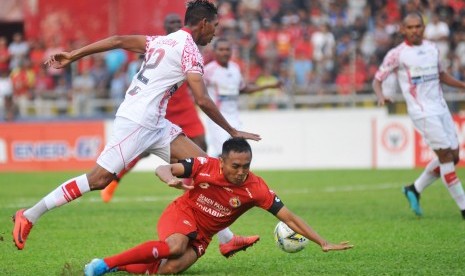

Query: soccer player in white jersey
(203, 38), (280, 157)
(372, 12), (465, 219)
(12, 0), (262, 251)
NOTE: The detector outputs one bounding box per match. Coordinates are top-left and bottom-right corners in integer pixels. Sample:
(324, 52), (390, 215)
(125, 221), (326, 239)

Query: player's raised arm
(187, 72), (261, 141)
(275, 206), (353, 252)
(45, 35), (147, 69)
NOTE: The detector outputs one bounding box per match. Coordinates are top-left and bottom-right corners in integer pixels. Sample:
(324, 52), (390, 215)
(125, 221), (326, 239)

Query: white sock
(217, 227), (234, 244)
(414, 158), (440, 193)
(24, 174), (91, 224)
(439, 162), (465, 210)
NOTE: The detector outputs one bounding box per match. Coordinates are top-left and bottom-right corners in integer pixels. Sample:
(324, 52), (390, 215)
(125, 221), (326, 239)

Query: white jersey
(374, 40), (448, 120)
(203, 60), (245, 121)
(116, 29), (204, 130)
(203, 60), (246, 156)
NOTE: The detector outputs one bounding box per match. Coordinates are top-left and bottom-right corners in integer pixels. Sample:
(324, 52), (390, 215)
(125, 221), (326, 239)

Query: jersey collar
(181, 27), (192, 35)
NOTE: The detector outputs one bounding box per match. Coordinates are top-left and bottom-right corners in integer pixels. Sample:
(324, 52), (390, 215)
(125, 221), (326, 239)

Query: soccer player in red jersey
(84, 138), (353, 275)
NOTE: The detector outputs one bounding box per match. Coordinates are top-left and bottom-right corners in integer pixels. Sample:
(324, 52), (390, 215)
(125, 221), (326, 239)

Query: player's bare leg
(101, 152), (150, 203)
(436, 148), (465, 218)
(13, 165), (113, 250)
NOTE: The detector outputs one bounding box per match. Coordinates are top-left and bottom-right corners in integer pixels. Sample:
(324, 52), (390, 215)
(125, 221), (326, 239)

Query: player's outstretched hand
(321, 241), (353, 252)
(232, 130), (261, 141)
(167, 177), (194, 191)
(44, 52), (73, 69)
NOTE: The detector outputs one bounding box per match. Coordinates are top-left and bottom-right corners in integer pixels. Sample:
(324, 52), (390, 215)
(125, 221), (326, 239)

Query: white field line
(4, 183), (402, 208)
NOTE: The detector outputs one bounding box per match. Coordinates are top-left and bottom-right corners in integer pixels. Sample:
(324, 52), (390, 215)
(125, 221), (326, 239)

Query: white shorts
(97, 116), (182, 174)
(412, 113), (458, 150)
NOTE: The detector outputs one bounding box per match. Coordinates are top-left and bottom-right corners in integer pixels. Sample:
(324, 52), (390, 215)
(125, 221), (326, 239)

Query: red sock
(118, 262), (161, 274)
(104, 241), (170, 269)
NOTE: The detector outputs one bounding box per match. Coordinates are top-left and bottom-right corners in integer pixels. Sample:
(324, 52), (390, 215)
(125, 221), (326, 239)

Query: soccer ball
(274, 221), (309, 253)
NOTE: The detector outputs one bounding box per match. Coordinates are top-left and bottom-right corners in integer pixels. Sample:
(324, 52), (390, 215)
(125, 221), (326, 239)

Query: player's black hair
(222, 138), (252, 157)
(213, 37), (229, 49)
(403, 11), (424, 25)
(184, 0), (218, 26)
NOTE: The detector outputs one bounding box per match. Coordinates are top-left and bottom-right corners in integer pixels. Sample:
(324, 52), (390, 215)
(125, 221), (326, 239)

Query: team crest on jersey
(196, 157), (207, 164)
(199, 183), (209, 189)
(229, 197), (241, 208)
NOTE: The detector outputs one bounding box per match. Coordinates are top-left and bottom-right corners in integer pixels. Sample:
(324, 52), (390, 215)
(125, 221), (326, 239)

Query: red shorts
(157, 200), (211, 257)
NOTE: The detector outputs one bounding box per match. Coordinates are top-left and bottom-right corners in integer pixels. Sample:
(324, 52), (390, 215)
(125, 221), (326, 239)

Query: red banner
(0, 121), (105, 171)
(24, 0), (186, 44)
(415, 114), (465, 167)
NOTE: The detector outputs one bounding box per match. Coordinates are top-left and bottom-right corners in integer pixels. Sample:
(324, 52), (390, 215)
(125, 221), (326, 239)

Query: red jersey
(165, 83), (205, 138)
(175, 156), (281, 238)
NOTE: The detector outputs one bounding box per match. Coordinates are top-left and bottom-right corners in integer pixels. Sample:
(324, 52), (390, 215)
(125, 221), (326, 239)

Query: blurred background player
(204, 38), (281, 157)
(13, 0), (261, 254)
(98, 12), (259, 258)
(372, 12), (465, 219)
(84, 138), (353, 276)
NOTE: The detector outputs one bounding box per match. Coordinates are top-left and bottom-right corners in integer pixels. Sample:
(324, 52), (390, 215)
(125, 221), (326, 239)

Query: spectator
(109, 67), (127, 109)
(10, 59), (35, 117)
(53, 76), (70, 116)
(254, 66), (284, 109)
(28, 39), (46, 73)
(44, 37), (65, 86)
(89, 55), (111, 100)
(104, 49), (128, 76)
(0, 69), (13, 120)
(292, 31), (313, 87)
(71, 68), (96, 117)
(33, 65), (55, 117)
(311, 23), (336, 74)
(0, 37), (9, 73)
(8, 33), (29, 70)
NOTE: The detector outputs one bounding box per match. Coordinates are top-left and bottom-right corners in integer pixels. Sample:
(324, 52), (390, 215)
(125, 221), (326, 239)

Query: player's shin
(414, 158), (440, 193)
(104, 241), (170, 269)
(439, 162), (465, 210)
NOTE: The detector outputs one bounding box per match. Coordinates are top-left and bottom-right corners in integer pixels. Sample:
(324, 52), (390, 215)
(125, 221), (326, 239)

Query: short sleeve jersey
(203, 60), (245, 121)
(116, 28), (204, 130)
(374, 40), (448, 119)
(175, 156), (281, 238)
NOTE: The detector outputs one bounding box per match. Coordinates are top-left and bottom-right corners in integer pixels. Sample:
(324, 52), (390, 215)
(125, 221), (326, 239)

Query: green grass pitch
(1, 169), (464, 275)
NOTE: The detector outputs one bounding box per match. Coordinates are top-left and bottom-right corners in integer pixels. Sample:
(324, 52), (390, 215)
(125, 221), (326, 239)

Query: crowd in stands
(2, 0), (465, 121)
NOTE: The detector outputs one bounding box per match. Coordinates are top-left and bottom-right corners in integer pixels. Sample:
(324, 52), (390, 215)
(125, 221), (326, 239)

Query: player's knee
(87, 172), (113, 190)
(167, 243), (185, 257)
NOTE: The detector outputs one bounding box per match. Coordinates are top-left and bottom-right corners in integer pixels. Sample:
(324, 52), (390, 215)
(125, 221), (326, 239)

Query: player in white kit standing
(203, 38), (280, 157)
(12, 0), (261, 251)
(372, 12), (465, 219)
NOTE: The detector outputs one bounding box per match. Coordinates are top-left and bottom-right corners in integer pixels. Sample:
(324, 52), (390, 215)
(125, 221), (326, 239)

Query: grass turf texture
(1, 169), (464, 275)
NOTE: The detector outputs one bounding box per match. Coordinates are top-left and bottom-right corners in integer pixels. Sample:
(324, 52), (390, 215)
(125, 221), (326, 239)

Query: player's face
(401, 16), (424, 45)
(220, 151), (252, 185)
(198, 17), (218, 46)
(215, 41), (231, 66)
(164, 15), (182, 34)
